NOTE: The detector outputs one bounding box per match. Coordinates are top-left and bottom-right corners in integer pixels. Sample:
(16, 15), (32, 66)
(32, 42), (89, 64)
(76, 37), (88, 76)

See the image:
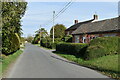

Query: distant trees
(2, 1), (27, 55)
(32, 28), (48, 44)
(25, 35), (34, 43)
(50, 24), (66, 39)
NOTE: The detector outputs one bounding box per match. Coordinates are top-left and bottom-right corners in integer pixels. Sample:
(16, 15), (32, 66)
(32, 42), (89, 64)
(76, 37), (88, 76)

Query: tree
(32, 28), (48, 44)
(2, 1), (27, 55)
(35, 28), (48, 38)
(26, 35), (34, 43)
(50, 24), (66, 39)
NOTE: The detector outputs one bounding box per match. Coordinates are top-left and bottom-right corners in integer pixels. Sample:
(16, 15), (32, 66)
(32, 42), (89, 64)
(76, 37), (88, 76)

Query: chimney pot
(74, 20), (78, 24)
(93, 14), (98, 20)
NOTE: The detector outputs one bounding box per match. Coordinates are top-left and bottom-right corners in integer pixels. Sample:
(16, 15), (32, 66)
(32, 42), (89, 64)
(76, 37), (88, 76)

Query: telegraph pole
(53, 11), (55, 43)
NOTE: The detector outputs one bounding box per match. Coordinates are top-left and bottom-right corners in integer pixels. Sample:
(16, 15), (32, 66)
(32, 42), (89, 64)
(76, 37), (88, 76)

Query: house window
(67, 31), (70, 35)
(75, 35), (80, 43)
(104, 34), (116, 37)
(83, 37), (86, 43)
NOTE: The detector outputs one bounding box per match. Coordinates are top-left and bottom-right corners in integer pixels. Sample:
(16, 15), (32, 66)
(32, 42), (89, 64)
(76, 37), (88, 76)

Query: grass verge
(0, 50), (23, 78)
(54, 51), (119, 79)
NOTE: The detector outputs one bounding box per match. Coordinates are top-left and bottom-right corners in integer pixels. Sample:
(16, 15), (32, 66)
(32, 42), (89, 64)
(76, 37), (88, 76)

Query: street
(7, 43), (108, 78)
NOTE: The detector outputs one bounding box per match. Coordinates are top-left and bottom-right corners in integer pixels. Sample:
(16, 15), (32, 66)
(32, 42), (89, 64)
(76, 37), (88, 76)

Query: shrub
(2, 33), (20, 55)
(56, 43), (88, 56)
(41, 37), (62, 49)
(63, 35), (72, 42)
(84, 37), (119, 60)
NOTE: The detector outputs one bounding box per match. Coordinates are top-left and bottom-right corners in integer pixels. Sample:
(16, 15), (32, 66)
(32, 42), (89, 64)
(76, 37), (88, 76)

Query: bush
(2, 33), (20, 55)
(56, 43), (88, 56)
(63, 35), (72, 42)
(41, 37), (62, 49)
(84, 37), (119, 60)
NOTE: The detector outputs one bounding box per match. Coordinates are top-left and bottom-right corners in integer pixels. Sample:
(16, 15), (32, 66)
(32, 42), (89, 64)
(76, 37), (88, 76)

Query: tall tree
(50, 24), (66, 39)
(1, 1), (27, 54)
(32, 28), (48, 44)
(2, 1), (27, 36)
(35, 28), (48, 38)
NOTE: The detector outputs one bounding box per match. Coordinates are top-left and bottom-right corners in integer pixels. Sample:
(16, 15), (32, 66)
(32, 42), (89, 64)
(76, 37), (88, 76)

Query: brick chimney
(74, 20), (78, 24)
(93, 14), (98, 20)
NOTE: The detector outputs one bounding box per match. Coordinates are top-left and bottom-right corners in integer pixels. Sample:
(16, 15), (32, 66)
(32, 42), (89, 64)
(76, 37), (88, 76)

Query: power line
(42, 0), (74, 27)
(54, 0), (73, 19)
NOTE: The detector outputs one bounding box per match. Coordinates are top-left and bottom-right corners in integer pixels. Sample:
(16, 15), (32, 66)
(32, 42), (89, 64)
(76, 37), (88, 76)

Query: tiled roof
(65, 19), (94, 31)
(72, 17), (119, 35)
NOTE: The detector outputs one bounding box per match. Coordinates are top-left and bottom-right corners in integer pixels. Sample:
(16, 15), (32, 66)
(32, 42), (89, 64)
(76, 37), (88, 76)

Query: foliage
(50, 24), (66, 39)
(32, 28), (48, 44)
(40, 37), (62, 49)
(84, 37), (119, 60)
(62, 35), (72, 42)
(32, 34), (40, 44)
(2, 33), (20, 55)
(56, 43), (88, 56)
(1, 50), (23, 76)
(20, 37), (25, 44)
(55, 52), (119, 79)
(2, 1), (27, 55)
(2, 2), (27, 36)
(25, 35), (33, 43)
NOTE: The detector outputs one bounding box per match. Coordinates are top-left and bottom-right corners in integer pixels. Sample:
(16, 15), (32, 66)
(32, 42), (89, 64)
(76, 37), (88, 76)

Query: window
(67, 31), (70, 35)
(83, 37), (86, 43)
(104, 34), (116, 37)
(75, 35), (80, 43)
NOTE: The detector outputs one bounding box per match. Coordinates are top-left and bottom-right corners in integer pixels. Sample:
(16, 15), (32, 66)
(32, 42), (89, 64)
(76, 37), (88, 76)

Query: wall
(73, 32), (120, 43)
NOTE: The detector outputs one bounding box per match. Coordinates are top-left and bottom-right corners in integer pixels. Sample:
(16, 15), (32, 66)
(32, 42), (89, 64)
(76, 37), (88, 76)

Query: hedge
(2, 33), (20, 55)
(56, 37), (119, 60)
(84, 37), (119, 60)
(56, 43), (88, 56)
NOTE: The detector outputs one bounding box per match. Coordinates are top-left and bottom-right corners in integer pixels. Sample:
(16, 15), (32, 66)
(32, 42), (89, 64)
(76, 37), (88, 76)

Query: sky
(21, 2), (118, 37)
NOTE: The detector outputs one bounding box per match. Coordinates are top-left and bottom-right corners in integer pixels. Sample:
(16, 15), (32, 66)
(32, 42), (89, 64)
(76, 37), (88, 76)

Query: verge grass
(0, 50), (23, 78)
(55, 52), (119, 79)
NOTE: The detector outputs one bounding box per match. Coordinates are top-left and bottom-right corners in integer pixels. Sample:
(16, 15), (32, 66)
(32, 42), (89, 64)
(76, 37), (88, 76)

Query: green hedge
(56, 43), (88, 55)
(2, 33), (20, 55)
(40, 38), (62, 49)
(56, 37), (119, 60)
(84, 37), (119, 60)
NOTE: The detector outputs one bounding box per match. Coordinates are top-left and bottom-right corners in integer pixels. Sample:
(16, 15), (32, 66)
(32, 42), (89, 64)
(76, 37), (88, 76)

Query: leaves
(50, 24), (66, 39)
(2, 1), (27, 54)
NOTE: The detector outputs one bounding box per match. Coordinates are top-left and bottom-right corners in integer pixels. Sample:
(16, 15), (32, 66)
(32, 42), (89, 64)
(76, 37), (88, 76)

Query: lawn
(0, 50), (23, 78)
(55, 52), (119, 79)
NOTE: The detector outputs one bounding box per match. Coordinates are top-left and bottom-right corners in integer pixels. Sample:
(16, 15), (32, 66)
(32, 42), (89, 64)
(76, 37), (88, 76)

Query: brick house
(65, 15), (98, 35)
(71, 16), (120, 43)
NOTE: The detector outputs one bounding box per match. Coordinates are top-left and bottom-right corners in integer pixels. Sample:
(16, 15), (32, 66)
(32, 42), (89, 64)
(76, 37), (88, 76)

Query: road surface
(7, 43), (109, 78)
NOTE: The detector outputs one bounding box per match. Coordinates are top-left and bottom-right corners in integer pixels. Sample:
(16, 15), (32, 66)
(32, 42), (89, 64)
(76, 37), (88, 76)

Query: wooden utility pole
(53, 11), (55, 43)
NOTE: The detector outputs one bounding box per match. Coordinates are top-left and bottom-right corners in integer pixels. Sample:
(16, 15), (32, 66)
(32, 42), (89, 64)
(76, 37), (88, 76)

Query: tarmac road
(7, 43), (109, 78)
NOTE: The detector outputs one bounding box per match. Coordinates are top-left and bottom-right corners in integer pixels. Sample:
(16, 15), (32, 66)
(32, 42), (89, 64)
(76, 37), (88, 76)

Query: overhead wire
(42, 0), (74, 27)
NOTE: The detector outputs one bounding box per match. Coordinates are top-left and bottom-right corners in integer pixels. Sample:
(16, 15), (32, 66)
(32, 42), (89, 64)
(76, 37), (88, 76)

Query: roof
(65, 19), (95, 31)
(72, 17), (120, 35)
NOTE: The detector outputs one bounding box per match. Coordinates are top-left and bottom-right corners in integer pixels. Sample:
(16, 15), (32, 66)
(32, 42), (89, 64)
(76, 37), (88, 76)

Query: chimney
(93, 14), (98, 20)
(74, 20), (78, 24)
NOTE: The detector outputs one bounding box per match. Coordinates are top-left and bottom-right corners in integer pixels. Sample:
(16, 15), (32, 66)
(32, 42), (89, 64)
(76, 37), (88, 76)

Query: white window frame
(83, 37), (86, 43)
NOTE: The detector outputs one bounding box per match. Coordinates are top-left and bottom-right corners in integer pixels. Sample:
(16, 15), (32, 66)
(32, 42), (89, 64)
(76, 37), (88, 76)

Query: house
(65, 14), (98, 35)
(71, 16), (120, 43)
